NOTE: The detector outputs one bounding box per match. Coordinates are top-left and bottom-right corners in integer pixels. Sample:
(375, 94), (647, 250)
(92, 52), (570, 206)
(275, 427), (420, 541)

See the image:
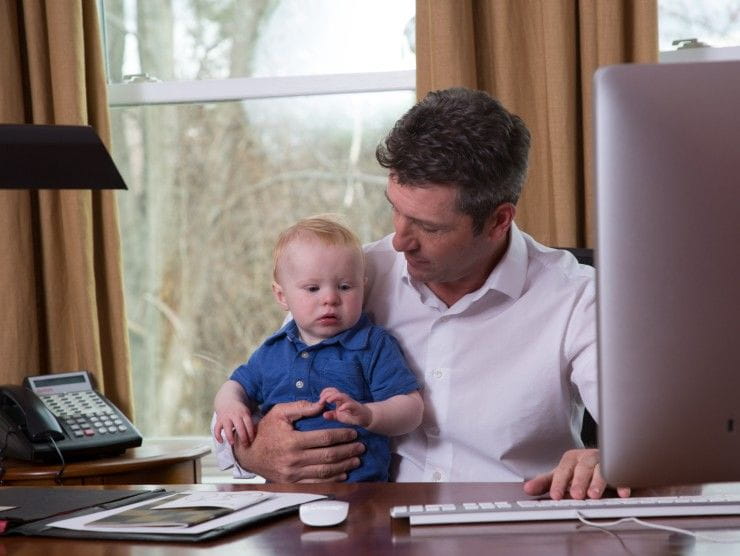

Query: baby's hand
(319, 387), (372, 428)
(213, 402), (255, 446)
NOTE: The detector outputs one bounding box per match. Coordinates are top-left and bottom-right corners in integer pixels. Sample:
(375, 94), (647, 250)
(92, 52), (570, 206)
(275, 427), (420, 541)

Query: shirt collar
(482, 221), (528, 300)
(263, 313), (371, 350)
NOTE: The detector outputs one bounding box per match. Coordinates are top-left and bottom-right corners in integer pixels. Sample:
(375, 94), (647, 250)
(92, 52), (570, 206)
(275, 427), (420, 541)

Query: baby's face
(272, 237), (365, 346)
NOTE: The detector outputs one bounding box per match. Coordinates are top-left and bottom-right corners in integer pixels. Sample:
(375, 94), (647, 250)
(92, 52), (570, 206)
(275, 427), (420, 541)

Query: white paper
(48, 490), (326, 535)
(152, 491), (268, 511)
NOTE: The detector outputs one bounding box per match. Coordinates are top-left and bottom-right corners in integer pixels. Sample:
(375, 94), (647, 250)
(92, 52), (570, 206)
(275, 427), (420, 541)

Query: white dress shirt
(215, 223), (597, 482)
(364, 223), (597, 482)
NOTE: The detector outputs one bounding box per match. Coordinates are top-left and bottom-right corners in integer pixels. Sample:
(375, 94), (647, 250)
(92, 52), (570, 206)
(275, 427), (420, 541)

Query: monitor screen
(594, 59), (740, 488)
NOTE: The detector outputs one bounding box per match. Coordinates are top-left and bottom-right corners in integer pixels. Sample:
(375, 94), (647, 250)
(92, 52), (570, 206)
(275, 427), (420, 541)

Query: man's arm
(522, 262), (625, 499)
(231, 400), (366, 482)
(522, 449), (631, 499)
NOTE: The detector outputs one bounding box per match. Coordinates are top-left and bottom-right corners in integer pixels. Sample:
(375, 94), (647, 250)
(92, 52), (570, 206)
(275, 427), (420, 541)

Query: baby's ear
(272, 281), (289, 311)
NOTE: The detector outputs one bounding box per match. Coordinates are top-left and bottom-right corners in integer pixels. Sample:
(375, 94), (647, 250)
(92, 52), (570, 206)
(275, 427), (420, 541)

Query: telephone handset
(0, 385), (64, 442)
(0, 371), (142, 463)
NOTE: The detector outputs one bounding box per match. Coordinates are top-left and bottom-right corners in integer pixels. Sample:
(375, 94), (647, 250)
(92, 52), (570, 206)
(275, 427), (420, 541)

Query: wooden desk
(4, 482), (740, 554)
(0, 439), (210, 485)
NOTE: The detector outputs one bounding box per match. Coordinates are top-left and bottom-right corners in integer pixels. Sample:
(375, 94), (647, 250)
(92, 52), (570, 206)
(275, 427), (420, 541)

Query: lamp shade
(0, 124), (127, 190)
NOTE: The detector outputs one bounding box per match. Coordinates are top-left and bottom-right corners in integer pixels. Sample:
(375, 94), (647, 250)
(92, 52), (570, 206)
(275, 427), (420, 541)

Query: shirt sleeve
(229, 356), (262, 403)
(364, 329), (421, 401)
(565, 277), (599, 420)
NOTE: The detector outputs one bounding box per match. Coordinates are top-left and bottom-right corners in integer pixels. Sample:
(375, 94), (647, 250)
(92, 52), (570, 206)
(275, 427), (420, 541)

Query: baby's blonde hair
(272, 215), (364, 282)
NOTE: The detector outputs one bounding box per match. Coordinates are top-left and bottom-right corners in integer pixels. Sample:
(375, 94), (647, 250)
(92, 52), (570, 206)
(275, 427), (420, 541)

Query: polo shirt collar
(263, 313), (371, 350)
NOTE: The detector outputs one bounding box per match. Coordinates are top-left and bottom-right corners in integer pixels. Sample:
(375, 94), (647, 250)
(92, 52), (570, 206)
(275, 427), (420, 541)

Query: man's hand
(233, 400), (365, 483)
(522, 449), (631, 500)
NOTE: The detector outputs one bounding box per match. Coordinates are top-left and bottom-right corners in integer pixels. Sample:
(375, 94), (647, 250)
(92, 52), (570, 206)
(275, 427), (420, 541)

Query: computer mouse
(299, 500), (349, 527)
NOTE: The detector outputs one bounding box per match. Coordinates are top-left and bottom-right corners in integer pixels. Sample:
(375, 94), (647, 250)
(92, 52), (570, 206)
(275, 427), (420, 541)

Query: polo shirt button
(300, 352), (309, 359)
(295, 380), (305, 389)
(432, 471), (443, 481)
(433, 369), (443, 379)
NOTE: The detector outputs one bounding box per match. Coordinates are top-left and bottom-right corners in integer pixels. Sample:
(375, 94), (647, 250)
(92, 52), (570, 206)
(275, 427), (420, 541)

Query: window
(659, 0), (740, 57)
(100, 0), (415, 435)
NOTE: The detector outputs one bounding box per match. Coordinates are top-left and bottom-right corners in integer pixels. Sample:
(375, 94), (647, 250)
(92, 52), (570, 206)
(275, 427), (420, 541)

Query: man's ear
(272, 281), (289, 311)
(486, 203), (516, 242)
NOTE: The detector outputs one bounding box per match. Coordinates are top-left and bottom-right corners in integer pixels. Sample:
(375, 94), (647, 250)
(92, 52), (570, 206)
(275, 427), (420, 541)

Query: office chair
(558, 247), (598, 448)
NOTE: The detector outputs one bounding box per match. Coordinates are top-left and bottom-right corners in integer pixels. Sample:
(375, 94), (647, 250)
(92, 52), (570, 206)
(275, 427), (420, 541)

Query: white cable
(576, 511), (740, 544)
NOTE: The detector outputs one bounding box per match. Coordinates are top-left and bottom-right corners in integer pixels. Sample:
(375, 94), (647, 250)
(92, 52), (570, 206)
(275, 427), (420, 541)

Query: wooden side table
(0, 438), (210, 486)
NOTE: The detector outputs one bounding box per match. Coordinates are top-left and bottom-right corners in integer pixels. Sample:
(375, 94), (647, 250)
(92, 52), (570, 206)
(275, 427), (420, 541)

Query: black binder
(0, 486), (165, 529)
(1, 486), (321, 543)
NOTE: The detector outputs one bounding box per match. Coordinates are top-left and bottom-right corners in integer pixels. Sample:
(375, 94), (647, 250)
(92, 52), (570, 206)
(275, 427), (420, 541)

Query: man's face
(385, 175), (507, 291)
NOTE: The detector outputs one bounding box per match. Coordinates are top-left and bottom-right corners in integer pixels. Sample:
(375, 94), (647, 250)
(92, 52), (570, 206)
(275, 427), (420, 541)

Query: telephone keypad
(39, 390), (129, 438)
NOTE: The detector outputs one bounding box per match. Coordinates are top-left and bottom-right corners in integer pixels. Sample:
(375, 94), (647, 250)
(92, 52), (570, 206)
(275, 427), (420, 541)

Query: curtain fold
(0, 0), (133, 417)
(415, 0), (658, 247)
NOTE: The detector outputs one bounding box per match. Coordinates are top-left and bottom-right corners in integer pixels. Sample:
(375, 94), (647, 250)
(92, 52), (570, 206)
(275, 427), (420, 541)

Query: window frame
(660, 44), (740, 63)
(107, 70), (415, 107)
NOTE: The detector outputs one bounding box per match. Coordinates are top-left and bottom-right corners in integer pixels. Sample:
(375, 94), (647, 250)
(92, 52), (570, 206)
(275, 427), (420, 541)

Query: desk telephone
(0, 371), (142, 463)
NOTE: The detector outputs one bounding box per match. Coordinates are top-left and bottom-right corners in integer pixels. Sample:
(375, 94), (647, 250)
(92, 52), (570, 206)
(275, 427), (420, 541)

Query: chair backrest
(560, 247), (594, 267)
(557, 247), (597, 448)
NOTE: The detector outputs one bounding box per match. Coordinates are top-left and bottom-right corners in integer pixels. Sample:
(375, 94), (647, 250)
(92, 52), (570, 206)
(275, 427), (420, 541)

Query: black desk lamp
(0, 124), (127, 189)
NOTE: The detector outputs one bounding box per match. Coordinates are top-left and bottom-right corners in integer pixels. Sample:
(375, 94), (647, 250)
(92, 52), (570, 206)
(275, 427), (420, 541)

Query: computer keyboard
(390, 494), (740, 525)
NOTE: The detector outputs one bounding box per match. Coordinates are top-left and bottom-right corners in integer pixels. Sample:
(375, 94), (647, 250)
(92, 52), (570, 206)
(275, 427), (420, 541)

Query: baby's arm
(320, 387), (423, 436)
(213, 380), (256, 446)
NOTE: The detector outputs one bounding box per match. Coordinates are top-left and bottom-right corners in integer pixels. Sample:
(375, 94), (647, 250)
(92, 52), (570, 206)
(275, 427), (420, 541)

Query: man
(216, 88), (629, 500)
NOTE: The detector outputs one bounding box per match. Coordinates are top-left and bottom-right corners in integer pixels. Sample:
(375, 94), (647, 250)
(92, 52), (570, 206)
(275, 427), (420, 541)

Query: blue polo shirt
(230, 313), (419, 482)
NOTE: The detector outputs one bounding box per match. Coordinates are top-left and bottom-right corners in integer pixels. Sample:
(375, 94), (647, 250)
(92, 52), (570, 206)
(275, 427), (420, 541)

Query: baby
(213, 215), (423, 481)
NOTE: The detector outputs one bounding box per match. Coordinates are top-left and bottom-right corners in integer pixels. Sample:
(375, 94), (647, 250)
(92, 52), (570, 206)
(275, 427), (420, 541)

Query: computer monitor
(594, 59), (740, 488)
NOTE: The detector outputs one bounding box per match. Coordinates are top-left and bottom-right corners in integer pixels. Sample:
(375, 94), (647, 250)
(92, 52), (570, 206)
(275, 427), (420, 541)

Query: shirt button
(433, 369), (443, 379)
(295, 380), (305, 389)
(300, 352), (309, 359)
(432, 471), (443, 481)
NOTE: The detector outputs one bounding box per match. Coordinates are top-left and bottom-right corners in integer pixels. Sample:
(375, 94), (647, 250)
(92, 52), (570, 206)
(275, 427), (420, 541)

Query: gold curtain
(0, 0), (133, 417)
(416, 0), (658, 247)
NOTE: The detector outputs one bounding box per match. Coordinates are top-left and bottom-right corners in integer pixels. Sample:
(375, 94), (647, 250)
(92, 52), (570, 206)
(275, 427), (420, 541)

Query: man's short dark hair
(376, 87), (531, 234)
